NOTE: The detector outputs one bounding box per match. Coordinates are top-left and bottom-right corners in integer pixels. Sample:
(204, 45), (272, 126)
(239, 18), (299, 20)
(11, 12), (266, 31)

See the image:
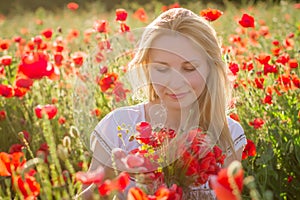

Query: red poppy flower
(100, 66), (108, 74)
(180, 132), (225, 185)
(12, 172), (40, 198)
(154, 186), (170, 199)
(58, 116), (66, 124)
(54, 44), (64, 52)
(98, 40), (111, 51)
(276, 53), (290, 65)
(0, 66), (4, 78)
(33, 35), (43, 46)
(75, 165), (105, 185)
(0, 84), (13, 98)
(258, 26), (270, 37)
(34, 104), (58, 120)
(166, 184), (183, 200)
(263, 94), (272, 104)
(98, 72), (118, 92)
(242, 139), (256, 160)
(91, 108), (101, 117)
(0, 110), (6, 121)
(249, 118), (265, 129)
(98, 172), (130, 196)
(72, 51), (86, 66)
(255, 53), (271, 65)
(0, 152), (26, 176)
(283, 38), (294, 50)
(294, 3), (300, 9)
(128, 184), (182, 200)
(277, 74), (291, 88)
(229, 113), (240, 122)
(161, 5), (169, 12)
(169, 2), (180, 9)
(0, 39), (9, 50)
(112, 82), (130, 102)
(41, 28), (53, 39)
(13, 87), (28, 98)
(133, 8), (148, 23)
(123, 154), (145, 169)
(93, 20), (108, 33)
(271, 47), (281, 56)
(9, 144), (24, 154)
(54, 53), (63, 66)
(13, 36), (22, 43)
(228, 62), (239, 76)
(127, 187), (148, 200)
(210, 161), (244, 200)
(1, 55), (12, 66)
(292, 75), (300, 88)
(200, 8), (223, 21)
(18, 51), (54, 79)
(120, 22), (130, 33)
(254, 77), (264, 89)
(135, 121), (153, 143)
(263, 63), (277, 75)
(15, 78), (34, 89)
(287, 175), (293, 183)
(95, 51), (105, 63)
(0, 154), (11, 176)
(67, 2), (79, 11)
(115, 8), (128, 21)
(288, 58), (298, 69)
(238, 13), (255, 28)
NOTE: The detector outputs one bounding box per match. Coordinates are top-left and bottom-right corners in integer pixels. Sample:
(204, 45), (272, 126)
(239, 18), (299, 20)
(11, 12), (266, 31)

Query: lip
(167, 92), (189, 99)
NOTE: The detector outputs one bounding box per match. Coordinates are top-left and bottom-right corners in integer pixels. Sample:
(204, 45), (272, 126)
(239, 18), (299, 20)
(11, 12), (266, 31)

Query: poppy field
(0, 1), (299, 200)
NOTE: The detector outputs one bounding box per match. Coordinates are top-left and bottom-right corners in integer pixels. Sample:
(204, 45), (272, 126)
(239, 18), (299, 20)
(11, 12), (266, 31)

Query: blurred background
(0, 0), (296, 16)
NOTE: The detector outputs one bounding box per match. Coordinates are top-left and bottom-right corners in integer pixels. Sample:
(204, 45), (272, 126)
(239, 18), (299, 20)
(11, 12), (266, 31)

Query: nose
(167, 69), (186, 90)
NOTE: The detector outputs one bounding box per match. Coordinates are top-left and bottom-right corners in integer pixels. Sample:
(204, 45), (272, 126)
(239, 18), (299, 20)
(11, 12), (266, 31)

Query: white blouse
(90, 102), (247, 199)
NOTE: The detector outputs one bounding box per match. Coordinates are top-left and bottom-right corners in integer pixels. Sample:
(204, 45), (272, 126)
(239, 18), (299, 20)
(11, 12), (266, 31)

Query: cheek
(152, 83), (165, 94)
(149, 70), (167, 85)
(188, 74), (207, 94)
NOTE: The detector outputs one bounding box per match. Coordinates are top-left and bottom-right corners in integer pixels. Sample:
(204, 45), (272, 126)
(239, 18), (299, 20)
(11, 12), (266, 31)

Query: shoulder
(227, 117), (244, 135)
(96, 102), (145, 128)
(90, 103), (145, 152)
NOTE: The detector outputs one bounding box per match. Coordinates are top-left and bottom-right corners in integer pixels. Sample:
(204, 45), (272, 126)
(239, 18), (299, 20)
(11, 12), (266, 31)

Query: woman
(85, 8), (247, 199)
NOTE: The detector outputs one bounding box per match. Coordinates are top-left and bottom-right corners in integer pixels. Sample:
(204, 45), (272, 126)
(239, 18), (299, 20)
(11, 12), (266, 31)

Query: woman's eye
(155, 66), (169, 72)
(183, 66), (197, 71)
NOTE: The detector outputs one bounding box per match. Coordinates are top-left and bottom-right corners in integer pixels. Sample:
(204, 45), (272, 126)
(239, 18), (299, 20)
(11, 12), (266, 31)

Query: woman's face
(148, 34), (210, 110)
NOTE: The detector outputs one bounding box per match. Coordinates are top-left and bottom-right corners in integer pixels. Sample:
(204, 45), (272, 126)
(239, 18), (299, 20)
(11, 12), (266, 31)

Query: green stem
(42, 118), (65, 186)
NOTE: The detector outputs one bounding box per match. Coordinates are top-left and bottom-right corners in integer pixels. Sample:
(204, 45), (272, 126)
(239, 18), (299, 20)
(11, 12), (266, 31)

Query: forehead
(149, 34), (207, 62)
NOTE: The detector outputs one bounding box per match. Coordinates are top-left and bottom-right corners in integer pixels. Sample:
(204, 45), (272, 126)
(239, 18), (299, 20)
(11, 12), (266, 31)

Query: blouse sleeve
(227, 117), (247, 152)
(90, 106), (142, 165)
(90, 111), (118, 154)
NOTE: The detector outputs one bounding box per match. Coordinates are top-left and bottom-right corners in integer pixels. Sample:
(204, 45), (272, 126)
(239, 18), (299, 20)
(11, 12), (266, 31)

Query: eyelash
(155, 67), (169, 72)
(154, 66), (197, 72)
(184, 67), (196, 71)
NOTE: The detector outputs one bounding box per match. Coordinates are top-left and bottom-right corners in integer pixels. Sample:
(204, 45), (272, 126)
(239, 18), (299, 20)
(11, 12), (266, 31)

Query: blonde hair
(128, 8), (236, 158)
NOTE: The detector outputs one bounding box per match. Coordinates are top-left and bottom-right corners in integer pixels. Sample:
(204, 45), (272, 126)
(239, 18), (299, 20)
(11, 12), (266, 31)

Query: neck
(145, 101), (200, 132)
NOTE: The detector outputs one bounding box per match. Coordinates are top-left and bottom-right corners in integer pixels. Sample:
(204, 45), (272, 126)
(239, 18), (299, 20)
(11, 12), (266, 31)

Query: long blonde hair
(128, 8), (236, 158)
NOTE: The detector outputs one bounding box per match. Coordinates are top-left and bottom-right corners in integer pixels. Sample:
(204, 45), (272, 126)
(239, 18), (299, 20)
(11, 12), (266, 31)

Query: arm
(224, 117), (247, 168)
(223, 146), (244, 168)
(81, 142), (116, 200)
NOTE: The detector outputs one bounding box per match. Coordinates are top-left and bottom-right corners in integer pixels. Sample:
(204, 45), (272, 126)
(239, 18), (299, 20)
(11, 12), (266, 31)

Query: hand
(112, 148), (148, 173)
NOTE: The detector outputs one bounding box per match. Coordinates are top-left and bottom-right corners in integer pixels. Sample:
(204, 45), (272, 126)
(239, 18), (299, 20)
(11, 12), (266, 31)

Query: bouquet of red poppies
(75, 121), (226, 199)
(124, 121), (226, 197)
